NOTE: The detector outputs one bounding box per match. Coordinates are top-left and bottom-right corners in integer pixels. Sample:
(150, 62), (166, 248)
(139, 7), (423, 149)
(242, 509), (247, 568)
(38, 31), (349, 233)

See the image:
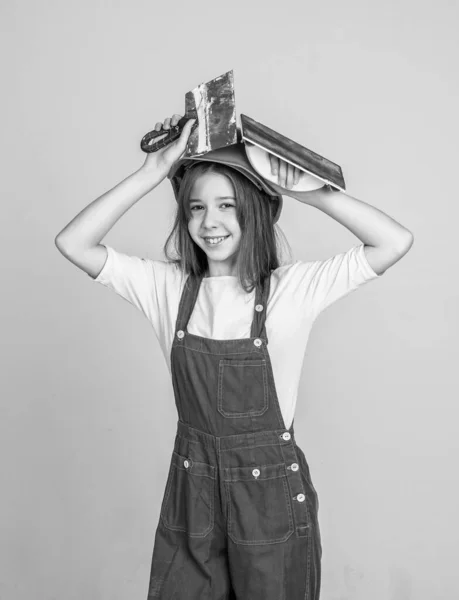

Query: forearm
(55, 167), (162, 251)
(293, 187), (413, 249)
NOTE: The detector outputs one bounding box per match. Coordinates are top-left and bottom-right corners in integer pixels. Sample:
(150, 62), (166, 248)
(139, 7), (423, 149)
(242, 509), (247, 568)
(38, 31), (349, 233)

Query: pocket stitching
(225, 467), (294, 545)
(217, 358), (269, 418)
(161, 452), (215, 538)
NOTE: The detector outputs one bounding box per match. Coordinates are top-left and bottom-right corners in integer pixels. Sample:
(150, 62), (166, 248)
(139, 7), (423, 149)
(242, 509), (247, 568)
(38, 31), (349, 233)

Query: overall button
(255, 304), (264, 312)
(297, 493), (305, 503)
(291, 463), (299, 471)
(177, 330), (185, 339)
(184, 460), (189, 468)
(254, 338), (262, 347)
(281, 432), (291, 441)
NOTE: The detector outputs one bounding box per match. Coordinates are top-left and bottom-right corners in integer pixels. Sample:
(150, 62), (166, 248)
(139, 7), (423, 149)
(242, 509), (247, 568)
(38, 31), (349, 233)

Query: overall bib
(147, 271), (322, 600)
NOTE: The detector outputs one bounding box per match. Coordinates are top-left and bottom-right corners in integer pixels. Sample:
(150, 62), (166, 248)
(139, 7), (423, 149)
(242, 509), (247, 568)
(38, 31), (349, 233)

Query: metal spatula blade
(140, 70), (237, 156)
(241, 114), (346, 192)
(184, 70), (237, 157)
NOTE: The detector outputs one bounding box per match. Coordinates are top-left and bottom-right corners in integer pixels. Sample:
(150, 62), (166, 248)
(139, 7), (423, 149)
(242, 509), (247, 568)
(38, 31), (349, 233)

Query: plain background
(2, 0), (457, 598)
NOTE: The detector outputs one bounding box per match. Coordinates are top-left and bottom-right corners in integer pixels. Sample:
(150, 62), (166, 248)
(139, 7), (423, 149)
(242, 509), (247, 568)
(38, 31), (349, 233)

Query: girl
(55, 114), (413, 599)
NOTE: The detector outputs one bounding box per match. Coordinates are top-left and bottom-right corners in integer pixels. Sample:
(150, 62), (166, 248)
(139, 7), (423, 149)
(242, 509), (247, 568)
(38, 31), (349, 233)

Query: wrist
(135, 165), (165, 190)
(291, 185), (332, 206)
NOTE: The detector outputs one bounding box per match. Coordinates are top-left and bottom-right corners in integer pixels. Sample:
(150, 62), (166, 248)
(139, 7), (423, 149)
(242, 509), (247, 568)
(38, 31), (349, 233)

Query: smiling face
(187, 171), (242, 277)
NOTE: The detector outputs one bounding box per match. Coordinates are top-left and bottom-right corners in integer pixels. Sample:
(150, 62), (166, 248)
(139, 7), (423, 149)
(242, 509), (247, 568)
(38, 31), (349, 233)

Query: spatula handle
(140, 117), (197, 153)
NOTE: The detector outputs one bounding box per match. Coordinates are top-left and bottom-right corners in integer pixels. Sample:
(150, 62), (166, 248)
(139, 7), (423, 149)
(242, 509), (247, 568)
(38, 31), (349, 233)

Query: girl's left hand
(266, 154), (326, 205)
(268, 154), (302, 191)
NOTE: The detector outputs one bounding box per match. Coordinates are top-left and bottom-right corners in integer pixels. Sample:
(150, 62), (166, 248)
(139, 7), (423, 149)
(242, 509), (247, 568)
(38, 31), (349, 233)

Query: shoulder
(93, 244), (186, 288)
(273, 244), (379, 284)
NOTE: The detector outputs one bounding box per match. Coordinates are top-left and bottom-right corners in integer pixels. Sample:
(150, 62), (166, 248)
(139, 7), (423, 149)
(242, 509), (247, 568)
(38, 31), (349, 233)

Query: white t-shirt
(90, 243), (381, 429)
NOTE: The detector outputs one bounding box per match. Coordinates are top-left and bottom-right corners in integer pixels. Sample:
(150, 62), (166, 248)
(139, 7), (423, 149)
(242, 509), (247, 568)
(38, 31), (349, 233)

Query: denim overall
(147, 270), (322, 599)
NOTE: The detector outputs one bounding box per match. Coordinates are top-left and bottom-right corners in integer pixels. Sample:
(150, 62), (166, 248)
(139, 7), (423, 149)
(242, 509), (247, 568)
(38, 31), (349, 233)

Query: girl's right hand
(140, 114), (196, 181)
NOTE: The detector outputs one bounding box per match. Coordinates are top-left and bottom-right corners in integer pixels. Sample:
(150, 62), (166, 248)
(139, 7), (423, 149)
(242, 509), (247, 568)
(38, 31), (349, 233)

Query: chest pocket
(217, 357), (269, 418)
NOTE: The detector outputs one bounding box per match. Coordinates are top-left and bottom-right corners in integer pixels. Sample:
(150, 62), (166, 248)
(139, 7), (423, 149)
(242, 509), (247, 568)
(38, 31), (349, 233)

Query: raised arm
(55, 115), (195, 279)
(291, 187), (414, 276)
(267, 160), (414, 277)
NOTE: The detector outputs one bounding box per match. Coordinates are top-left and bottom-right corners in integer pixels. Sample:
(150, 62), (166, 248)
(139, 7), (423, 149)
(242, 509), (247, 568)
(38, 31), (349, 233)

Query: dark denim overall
(147, 270), (322, 599)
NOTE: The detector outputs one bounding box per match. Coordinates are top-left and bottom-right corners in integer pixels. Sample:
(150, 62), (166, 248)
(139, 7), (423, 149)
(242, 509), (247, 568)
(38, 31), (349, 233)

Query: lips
(202, 235), (230, 247)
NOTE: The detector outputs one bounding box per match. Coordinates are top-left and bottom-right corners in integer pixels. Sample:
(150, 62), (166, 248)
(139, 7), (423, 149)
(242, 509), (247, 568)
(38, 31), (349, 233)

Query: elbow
(390, 234), (414, 266)
(55, 235), (65, 250)
(55, 234), (72, 255)
(396, 230), (414, 254)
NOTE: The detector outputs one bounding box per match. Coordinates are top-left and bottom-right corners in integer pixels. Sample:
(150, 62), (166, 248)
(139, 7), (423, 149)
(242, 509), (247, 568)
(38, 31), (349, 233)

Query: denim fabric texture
(147, 270), (322, 599)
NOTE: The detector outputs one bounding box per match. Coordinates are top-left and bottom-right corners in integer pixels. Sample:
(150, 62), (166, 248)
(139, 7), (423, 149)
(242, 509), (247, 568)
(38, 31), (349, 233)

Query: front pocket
(224, 462), (294, 545)
(160, 451), (215, 538)
(217, 357), (269, 418)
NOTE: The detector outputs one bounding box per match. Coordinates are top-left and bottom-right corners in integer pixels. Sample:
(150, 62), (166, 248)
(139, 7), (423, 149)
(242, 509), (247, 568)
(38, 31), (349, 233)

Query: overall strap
(176, 270), (271, 340)
(175, 272), (203, 334)
(249, 272), (271, 342)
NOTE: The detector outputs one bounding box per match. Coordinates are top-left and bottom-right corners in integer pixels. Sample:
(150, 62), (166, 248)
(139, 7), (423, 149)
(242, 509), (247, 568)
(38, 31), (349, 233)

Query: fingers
(293, 167), (300, 185)
(177, 118), (196, 148)
(269, 155), (279, 176)
(286, 164), (297, 189)
(278, 160), (287, 187)
(161, 116), (196, 161)
(155, 114), (183, 131)
(269, 154), (301, 189)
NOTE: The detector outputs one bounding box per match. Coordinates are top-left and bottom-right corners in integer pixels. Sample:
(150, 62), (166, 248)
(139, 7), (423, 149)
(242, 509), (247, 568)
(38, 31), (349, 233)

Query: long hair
(162, 162), (292, 293)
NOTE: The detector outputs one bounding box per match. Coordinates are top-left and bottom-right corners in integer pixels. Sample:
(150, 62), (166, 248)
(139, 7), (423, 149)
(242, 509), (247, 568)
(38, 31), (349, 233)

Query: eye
(190, 203), (235, 211)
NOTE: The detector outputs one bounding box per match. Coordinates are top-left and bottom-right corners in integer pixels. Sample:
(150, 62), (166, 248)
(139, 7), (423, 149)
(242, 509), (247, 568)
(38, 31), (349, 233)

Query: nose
(201, 207), (220, 228)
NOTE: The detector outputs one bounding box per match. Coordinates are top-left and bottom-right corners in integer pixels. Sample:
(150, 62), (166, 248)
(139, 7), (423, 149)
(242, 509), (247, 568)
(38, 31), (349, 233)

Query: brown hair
(162, 162), (292, 293)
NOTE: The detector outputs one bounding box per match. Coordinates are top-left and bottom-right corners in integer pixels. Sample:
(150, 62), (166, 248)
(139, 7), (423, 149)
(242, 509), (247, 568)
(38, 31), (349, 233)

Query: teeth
(204, 236), (228, 245)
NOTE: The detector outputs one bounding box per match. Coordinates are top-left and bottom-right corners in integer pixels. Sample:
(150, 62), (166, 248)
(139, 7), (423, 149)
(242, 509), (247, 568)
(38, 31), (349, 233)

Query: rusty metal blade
(184, 70), (237, 157)
(240, 113), (346, 191)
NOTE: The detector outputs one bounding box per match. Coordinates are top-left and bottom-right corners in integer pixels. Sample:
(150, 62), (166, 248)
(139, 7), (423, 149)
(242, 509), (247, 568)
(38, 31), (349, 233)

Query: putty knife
(140, 70), (237, 156)
(240, 114), (346, 193)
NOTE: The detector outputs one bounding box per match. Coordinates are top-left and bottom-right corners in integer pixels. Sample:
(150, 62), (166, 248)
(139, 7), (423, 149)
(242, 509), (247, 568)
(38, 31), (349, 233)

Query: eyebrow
(189, 196), (236, 202)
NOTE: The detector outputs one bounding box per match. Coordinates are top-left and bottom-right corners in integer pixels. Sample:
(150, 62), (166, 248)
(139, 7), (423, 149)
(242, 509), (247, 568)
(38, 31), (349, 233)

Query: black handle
(140, 116), (197, 153)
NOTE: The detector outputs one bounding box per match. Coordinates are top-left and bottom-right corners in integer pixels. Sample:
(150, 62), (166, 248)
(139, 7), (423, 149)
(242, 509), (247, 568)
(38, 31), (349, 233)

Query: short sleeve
(89, 244), (177, 326)
(289, 243), (381, 321)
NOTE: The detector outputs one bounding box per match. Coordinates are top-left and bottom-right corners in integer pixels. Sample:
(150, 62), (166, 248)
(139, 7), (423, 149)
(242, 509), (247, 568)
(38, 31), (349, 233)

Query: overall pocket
(217, 357), (269, 418)
(160, 451), (215, 538)
(224, 462), (294, 545)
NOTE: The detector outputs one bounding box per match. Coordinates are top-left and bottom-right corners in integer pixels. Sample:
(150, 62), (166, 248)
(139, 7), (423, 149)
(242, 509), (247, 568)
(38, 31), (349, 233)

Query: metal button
(252, 468), (260, 478)
(282, 432), (291, 441)
(297, 493), (305, 502)
(254, 338), (262, 347)
(291, 463), (299, 471)
(177, 330), (185, 339)
(184, 460), (189, 468)
(255, 304), (264, 312)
